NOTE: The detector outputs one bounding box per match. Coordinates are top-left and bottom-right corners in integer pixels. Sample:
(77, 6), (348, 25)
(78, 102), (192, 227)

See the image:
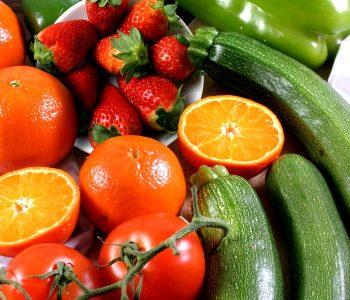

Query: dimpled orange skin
(0, 1), (25, 69)
(0, 66), (78, 175)
(79, 136), (187, 233)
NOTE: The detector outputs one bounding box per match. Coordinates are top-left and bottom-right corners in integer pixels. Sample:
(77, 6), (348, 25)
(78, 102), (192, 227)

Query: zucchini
(266, 154), (350, 299)
(188, 27), (350, 219)
(191, 165), (283, 300)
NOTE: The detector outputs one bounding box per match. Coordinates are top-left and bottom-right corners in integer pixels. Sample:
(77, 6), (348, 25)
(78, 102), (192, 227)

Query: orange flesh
(182, 97), (283, 163)
(0, 169), (77, 243)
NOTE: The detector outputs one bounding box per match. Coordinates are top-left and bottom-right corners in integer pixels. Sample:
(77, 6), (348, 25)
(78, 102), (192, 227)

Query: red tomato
(0, 244), (106, 300)
(98, 213), (205, 300)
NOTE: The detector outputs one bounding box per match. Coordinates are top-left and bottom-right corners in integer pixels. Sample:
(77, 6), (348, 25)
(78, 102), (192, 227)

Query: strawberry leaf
(89, 0), (122, 7)
(164, 1), (180, 25)
(151, 0), (164, 10)
(156, 86), (185, 132)
(91, 124), (120, 144)
(31, 37), (58, 74)
(112, 28), (150, 82)
(175, 34), (190, 46)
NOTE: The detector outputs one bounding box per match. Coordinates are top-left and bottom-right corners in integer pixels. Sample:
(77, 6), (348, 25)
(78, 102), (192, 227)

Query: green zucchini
(188, 27), (350, 219)
(266, 154), (350, 299)
(191, 165), (283, 300)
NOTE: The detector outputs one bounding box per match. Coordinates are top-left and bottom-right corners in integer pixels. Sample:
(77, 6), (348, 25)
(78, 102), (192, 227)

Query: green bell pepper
(178, 0), (350, 68)
(23, 0), (80, 34)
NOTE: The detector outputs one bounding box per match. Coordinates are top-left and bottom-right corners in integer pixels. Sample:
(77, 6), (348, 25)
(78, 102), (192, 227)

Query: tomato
(98, 213), (205, 300)
(0, 244), (106, 300)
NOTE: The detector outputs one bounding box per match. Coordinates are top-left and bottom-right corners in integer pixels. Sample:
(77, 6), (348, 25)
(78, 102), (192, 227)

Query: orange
(0, 167), (80, 257)
(0, 1), (26, 69)
(178, 96), (284, 178)
(79, 136), (186, 233)
(0, 66), (77, 175)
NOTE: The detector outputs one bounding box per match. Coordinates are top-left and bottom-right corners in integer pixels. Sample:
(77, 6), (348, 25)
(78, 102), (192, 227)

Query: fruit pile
(31, 0), (195, 148)
(2, 0), (350, 299)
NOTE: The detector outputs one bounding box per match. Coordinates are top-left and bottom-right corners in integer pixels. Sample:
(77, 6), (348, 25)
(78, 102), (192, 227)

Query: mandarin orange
(0, 167), (80, 257)
(79, 136), (186, 233)
(0, 1), (26, 69)
(0, 66), (77, 174)
(178, 96), (284, 178)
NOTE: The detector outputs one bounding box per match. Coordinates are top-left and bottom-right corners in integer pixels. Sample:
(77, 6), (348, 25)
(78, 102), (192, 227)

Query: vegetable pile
(0, 0), (350, 299)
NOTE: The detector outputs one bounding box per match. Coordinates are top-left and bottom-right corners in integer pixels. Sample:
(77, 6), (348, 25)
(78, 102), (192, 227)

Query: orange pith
(178, 96), (284, 177)
(0, 167), (80, 256)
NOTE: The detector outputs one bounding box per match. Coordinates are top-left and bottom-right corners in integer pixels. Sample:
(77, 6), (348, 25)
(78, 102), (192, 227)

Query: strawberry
(86, 0), (129, 36)
(151, 35), (195, 82)
(119, 0), (179, 41)
(63, 64), (101, 112)
(118, 74), (184, 131)
(89, 84), (142, 147)
(32, 20), (98, 74)
(94, 28), (149, 80)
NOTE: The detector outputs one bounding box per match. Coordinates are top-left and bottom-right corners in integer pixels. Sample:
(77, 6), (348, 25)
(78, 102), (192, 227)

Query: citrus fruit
(79, 136), (186, 233)
(0, 66), (77, 175)
(0, 167), (80, 257)
(178, 96), (284, 178)
(0, 1), (26, 69)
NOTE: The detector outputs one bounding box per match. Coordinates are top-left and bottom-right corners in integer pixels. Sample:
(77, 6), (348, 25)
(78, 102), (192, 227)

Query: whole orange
(79, 136), (187, 233)
(0, 1), (26, 69)
(0, 66), (77, 174)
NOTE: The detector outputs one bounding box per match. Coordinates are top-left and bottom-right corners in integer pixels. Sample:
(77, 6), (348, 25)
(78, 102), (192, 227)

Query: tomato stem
(0, 272), (31, 300)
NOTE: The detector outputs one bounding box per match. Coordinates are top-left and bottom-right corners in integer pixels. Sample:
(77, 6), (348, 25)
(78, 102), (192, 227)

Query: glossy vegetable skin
(179, 0), (350, 67)
(188, 27), (350, 221)
(23, 0), (80, 34)
(0, 243), (106, 300)
(98, 213), (205, 300)
(266, 154), (350, 299)
(191, 166), (283, 299)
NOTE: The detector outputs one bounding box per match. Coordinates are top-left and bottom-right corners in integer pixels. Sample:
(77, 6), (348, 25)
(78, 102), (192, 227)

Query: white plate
(328, 35), (350, 104)
(56, 1), (204, 154)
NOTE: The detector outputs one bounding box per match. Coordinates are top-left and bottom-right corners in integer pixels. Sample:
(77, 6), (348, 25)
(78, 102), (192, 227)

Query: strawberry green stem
(31, 37), (57, 74)
(156, 85), (185, 132)
(112, 28), (150, 82)
(89, 0), (122, 7)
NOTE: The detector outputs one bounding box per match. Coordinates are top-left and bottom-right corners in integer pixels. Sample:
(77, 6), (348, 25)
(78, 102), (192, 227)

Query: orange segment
(178, 96), (284, 178)
(0, 167), (80, 257)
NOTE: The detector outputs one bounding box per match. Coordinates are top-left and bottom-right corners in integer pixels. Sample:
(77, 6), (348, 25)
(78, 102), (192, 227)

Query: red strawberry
(86, 0), (129, 36)
(119, 0), (179, 41)
(94, 33), (124, 74)
(63, 64), (100, 112)
(94, 28), (149, 80)
(152, 35), (195, 82)
(118, 74), (184, 131)
(32, 20), (98, 74)
(89, 84), (142, 147)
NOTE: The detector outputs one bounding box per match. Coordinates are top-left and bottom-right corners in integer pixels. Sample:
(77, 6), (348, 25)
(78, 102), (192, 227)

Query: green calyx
(156, 86), (185, 132)
(89, 0), (122, 7)
(190, 165), (230, 188)
(152, 0), (180, 25)
(112, 28), (150, 82)
(188, 27), (219, 69)
(175, 34), (190, 46)
(91, 124), (120, 144)
(31, 37), (57, 74)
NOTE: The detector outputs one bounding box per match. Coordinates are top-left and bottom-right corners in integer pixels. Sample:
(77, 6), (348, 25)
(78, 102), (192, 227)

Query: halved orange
(0, 167), (80, 257)
(178, 96), (285, 178)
